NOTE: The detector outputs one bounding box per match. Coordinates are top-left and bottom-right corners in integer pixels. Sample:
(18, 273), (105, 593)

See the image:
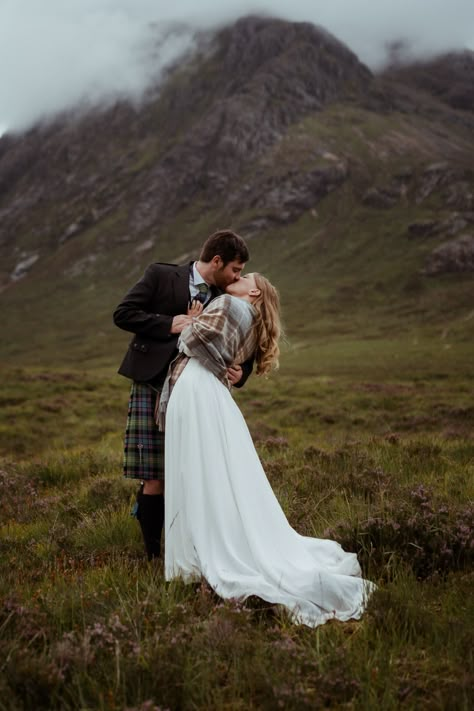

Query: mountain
(382, 49), (474, 111)
(0, 16), (473, 367)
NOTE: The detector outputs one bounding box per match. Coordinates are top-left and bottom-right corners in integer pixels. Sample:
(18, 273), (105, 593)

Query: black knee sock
(136, 488), (164, 560)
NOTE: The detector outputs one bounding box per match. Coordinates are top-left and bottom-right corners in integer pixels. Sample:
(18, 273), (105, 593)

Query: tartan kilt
(123, 382), (164, 481)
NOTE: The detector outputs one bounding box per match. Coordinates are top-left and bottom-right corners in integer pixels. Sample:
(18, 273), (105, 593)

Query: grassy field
(0, 336), (473, 710)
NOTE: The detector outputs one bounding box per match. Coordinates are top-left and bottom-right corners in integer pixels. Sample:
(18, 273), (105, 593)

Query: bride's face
(225, 273), (258, 298)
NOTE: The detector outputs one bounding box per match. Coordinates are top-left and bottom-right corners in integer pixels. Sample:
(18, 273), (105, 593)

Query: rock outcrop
(382, 50), (474, 112)
(408, 212), (473, 239)
(423, 234), (474, 275)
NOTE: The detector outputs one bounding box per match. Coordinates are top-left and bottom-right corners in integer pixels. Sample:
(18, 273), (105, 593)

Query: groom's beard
(214, 269), (238, 291)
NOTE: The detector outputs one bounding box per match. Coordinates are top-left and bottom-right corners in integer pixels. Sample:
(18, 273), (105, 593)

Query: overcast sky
(1, 0), (473, 133)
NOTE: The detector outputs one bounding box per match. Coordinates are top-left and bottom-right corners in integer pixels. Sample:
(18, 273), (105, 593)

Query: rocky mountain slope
(0, 16), (473, 365)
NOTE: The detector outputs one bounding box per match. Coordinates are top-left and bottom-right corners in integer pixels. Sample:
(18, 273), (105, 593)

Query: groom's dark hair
(200, 229), (249, 265)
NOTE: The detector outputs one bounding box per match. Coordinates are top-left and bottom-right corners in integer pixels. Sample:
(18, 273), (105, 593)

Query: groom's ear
(210, 255), (223, 268)
(249, 288), (261, 297)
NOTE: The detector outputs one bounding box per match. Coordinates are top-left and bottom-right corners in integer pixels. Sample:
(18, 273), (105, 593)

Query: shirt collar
(192, 262), (210, 287)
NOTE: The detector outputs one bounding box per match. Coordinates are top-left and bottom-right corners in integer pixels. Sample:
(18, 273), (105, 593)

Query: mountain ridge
(0, 16), (473, 365)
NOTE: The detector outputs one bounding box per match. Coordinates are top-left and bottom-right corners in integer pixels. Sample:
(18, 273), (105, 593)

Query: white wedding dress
(165, 358), (375, 627)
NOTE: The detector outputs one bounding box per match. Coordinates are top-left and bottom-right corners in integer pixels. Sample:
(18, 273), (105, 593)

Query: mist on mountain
(1, 0), (474, 133)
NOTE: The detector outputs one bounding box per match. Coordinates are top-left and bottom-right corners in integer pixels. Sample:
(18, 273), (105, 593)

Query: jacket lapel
(171, 262), (192, 310)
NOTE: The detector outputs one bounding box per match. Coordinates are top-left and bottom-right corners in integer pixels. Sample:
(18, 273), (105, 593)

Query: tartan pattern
(123, 382), (164, 480)
(156, 294), (257, 430)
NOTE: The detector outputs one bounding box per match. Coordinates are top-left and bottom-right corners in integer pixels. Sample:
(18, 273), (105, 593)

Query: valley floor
(0, 341), (473, 710)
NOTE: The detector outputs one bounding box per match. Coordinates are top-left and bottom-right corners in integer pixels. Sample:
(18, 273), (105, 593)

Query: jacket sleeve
(233, 356), (254, 389)
(113, 264), (174, 340)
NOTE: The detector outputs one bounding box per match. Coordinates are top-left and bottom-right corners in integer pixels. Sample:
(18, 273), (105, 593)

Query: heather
(0, 352), (473, 710)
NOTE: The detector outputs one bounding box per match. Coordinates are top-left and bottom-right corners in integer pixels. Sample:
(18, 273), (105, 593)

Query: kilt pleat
(123, 382), (164, 480)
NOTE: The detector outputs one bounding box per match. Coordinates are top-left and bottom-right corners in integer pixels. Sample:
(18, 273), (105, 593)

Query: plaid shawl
(156, 294), (256, 430)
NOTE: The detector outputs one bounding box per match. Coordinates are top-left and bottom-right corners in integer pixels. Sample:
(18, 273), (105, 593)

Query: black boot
(134, 485), (164, 560)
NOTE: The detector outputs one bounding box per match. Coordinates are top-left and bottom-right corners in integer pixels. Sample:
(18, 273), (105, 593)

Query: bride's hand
(187, 299), (204, 317)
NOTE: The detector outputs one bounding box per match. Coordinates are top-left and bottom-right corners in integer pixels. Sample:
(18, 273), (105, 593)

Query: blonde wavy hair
(250, 273), (281, 376)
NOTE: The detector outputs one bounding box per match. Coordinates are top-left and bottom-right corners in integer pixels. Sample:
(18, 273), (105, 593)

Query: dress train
(165, 359), (375, 627)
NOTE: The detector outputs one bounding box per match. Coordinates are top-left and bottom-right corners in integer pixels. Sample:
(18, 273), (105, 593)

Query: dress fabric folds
(165, 358), (375, 628)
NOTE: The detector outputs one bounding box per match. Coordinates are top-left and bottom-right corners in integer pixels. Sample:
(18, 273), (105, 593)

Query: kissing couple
(114, 229), (375, 627)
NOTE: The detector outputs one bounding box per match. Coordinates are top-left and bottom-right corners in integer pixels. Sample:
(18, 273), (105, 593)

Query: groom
(113, 229), (251, 560)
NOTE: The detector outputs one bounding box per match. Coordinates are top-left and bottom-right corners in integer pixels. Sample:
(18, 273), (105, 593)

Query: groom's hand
(227, 364), (243, 386)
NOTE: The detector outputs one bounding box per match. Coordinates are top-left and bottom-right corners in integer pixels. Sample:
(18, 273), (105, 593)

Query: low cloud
(1, 0), (473, 133)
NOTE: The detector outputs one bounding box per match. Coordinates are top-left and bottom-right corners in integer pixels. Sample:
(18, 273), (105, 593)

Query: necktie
(194, 283), (209, 304)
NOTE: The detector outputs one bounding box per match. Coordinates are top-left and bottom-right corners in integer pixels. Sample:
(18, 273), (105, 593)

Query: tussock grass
(0, 355), (473, 709)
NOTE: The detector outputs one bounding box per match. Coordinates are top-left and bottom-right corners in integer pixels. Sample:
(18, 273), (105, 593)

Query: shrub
(326, 484), (473, 579)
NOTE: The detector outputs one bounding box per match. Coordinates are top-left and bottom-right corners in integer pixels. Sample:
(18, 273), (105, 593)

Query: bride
(157, 273), (375, 628)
